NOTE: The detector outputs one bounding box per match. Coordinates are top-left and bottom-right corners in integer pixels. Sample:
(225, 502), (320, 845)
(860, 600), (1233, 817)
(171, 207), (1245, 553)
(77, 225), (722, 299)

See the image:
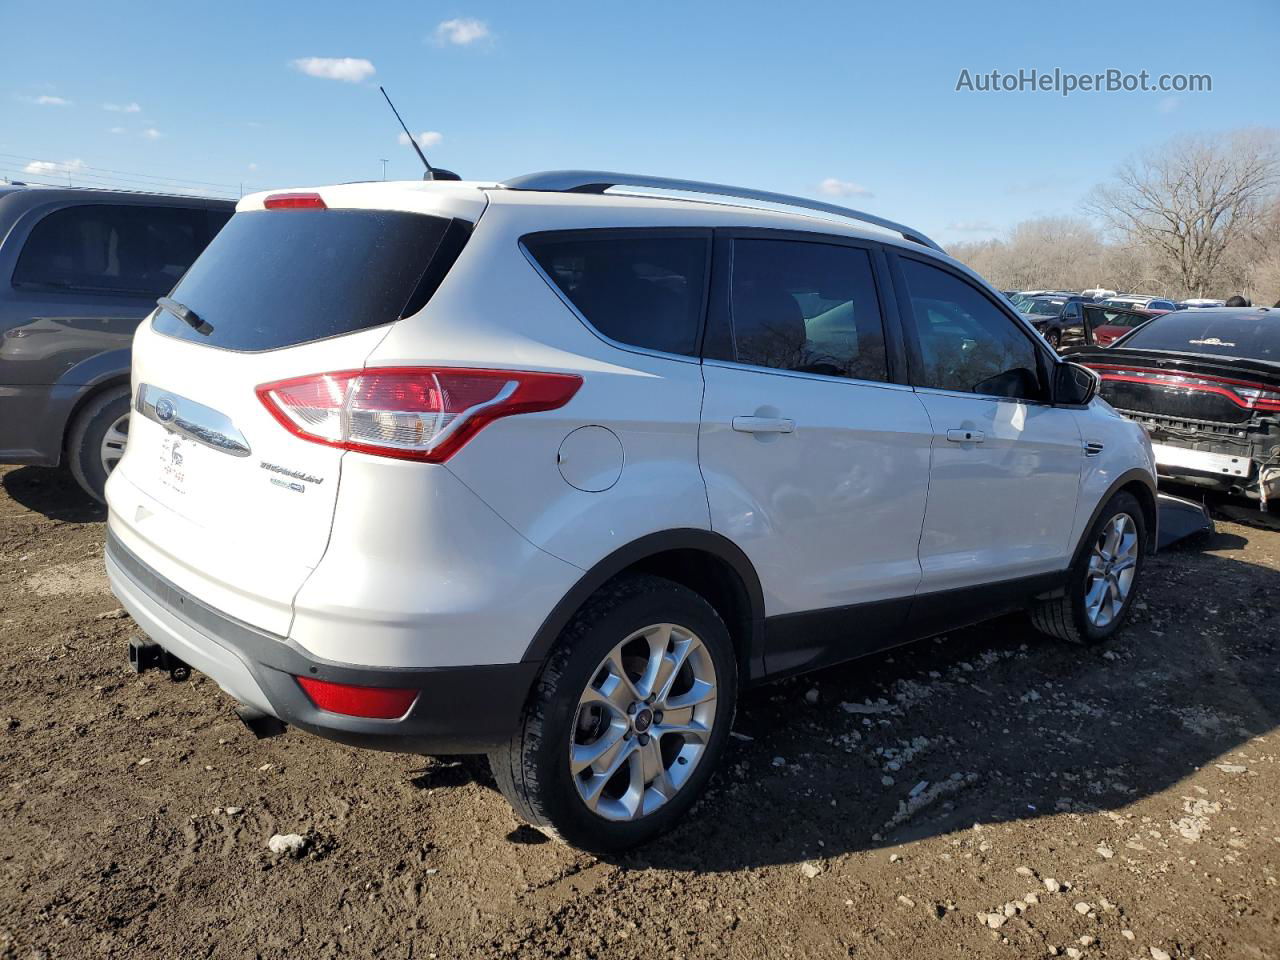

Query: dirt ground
(1, 464), (1278, 960)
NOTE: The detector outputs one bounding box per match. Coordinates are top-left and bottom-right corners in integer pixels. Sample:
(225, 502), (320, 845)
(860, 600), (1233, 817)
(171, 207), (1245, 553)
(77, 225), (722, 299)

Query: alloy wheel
(1084, 512), (1138, 628)
(570, 623), (718, 822)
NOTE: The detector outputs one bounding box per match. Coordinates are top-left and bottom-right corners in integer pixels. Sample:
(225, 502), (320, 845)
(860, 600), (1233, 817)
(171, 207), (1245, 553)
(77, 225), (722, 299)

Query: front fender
(1069, 403), (1158, 559)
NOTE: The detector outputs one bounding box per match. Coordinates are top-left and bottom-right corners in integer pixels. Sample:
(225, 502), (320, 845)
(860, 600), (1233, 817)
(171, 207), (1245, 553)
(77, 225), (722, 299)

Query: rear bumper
(105, 530), (540, 754)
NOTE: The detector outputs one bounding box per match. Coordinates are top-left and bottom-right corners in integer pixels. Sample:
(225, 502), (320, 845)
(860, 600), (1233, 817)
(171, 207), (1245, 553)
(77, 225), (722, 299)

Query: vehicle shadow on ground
(606, 527), (1279, 872)
(2, 465), (104, 523)
(394, 524), (1277, 872)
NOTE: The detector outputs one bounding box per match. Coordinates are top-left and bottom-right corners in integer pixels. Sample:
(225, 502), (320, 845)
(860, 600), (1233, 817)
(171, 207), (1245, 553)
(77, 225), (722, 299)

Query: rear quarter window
(524, 231), (710, 356)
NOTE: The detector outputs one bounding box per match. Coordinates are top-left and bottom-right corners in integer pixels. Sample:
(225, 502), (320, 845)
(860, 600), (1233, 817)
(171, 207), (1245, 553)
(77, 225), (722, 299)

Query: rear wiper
(157, 296), (214, 336)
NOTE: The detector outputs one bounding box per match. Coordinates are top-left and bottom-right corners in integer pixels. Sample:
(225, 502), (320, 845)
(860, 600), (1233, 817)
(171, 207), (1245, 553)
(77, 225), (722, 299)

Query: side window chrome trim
(703, 357), (916, 392)
(517, 240), (701, 366)
(911, 384), (1053, 407)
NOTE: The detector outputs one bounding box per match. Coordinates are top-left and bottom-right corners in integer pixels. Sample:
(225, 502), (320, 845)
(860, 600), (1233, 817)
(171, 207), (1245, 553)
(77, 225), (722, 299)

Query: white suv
(104, 171), (1157, 851)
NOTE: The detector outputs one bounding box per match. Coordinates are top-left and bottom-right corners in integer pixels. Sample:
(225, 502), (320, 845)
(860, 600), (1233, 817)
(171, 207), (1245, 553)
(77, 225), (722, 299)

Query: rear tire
(490, 575), (738, 853)
(1031, 491), (1146, 645)
(67, 387), (131, 504)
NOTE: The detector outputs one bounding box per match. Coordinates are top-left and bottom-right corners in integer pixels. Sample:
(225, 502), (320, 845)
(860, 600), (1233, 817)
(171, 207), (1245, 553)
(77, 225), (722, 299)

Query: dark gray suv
(0, 186), (233, 500)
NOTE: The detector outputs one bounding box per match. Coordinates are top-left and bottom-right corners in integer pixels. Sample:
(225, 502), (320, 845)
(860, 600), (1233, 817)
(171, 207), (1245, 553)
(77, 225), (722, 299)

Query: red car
(1084, 304), (1168, 346)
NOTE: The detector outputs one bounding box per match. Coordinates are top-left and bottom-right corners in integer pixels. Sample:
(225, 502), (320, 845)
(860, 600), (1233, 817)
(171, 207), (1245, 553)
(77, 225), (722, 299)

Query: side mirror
(1054, 361), (1099, 406)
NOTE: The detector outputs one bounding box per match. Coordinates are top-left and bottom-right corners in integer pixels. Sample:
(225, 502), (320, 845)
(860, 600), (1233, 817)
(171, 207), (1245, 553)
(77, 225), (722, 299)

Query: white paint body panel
(290, 457), (583, 667)
(699, 365), (932, 615)
(106, 320), (394, 636)
(1070, 399), (1158, 550)
(367, 198), (712, 571)
(914, 393), (1083, 590)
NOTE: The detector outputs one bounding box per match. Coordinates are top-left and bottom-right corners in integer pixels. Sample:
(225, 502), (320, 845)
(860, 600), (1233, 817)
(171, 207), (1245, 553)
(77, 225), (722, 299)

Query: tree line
(947, 129), (1280, 305)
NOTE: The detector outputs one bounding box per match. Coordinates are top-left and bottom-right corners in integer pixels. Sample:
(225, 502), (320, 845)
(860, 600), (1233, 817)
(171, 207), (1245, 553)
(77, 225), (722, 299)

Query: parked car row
(1000, 289), (1242, 354)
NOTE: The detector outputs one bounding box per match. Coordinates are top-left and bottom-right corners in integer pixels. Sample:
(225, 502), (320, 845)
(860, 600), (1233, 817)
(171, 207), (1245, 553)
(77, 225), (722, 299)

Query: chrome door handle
(945, 428), (985, 443)
(732, 416), (795, 434)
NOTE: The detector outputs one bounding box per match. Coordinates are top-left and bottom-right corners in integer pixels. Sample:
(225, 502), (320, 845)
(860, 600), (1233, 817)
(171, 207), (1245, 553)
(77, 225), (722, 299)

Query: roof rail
(500, 170), (943, 252)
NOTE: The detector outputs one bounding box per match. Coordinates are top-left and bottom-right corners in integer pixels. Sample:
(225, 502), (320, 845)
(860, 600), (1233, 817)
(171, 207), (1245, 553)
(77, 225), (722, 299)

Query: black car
(1019, 295), (1088, 350)
(0, 186), (234, 500)
(1072, 307), (1280, 507)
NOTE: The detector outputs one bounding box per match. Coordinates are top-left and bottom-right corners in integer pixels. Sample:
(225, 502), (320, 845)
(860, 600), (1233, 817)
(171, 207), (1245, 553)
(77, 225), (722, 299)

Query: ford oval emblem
(155, 396), (176, 423)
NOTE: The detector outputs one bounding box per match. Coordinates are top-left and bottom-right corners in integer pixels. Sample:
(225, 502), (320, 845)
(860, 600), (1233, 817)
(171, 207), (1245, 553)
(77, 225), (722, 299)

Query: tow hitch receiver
(127, 637), (191, 682)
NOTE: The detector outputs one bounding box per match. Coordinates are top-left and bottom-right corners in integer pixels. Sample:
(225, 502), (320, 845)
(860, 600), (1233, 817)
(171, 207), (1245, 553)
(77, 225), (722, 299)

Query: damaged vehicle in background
(1079, 303), (1165, 347)
(1073, 307), (1280, 510)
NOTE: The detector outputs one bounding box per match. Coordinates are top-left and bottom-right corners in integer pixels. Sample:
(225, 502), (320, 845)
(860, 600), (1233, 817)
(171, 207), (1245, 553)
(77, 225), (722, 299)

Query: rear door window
(524, 231), (710, 356)
(153, 209), (465, 352)
(13, 203), (210, 297)
(723, 237), (889, 382)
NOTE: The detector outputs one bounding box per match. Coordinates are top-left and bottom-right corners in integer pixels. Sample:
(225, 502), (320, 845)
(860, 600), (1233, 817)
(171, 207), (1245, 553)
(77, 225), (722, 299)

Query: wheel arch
(522, 529), (766, 682)
(61, 374), (131, 463)
(54, 347), (133, 462)
(1071, 468), (1159, 567)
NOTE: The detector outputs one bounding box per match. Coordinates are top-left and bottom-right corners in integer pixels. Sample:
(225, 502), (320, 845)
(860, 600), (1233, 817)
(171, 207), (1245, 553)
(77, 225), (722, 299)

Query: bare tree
(1084, 130), (1280, 297)
(949, 217), (1108, 292)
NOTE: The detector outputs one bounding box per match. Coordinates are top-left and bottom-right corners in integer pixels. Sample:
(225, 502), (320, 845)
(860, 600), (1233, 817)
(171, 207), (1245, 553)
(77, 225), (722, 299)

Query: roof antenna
(379, 86), (460, 182)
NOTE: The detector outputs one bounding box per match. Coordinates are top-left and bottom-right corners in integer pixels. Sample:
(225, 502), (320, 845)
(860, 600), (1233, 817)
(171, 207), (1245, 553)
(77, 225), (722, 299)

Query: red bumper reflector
(296, 676), (418, 719)
(263, 192), (327, 210)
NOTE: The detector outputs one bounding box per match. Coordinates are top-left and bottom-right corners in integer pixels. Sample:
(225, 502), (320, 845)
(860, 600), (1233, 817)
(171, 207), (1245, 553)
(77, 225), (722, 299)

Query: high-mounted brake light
(296, 676), (418, 719)
(263, 192), (327, 210)
(1086, 364), (1280, 413)
(257, 367), (583, 462)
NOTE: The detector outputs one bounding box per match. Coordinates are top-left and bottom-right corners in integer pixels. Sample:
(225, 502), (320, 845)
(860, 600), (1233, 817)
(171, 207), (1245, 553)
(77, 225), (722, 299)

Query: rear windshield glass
(153, 209), (459, 351)
(1121, 311), (1280, 361)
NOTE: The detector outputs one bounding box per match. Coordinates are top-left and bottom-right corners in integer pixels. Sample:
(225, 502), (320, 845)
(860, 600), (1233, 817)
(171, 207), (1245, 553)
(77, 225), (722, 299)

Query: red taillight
(257, 367), (583, 462)
(1086, 364), (1280, 412)
(263, 192), (327, 210)
(296, 676), (418, 719)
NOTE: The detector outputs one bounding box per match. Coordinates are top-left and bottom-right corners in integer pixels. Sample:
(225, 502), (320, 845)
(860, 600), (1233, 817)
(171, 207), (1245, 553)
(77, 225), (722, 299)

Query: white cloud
(433, 17), (490, 45)
(23, 158), (86, 176)
(946, 219), (998, 233)
(19, 94), (71, 106)
(248, 162), (258, 171)
(142, 128), (164, 140)
(818, 177), (873, 199)
(290, 57), (376, 83)
(1157, 96), (1181, 114)
(108, 126), (125, 134)
(398, 130), (443, 149)
(103, 101), (141, 113)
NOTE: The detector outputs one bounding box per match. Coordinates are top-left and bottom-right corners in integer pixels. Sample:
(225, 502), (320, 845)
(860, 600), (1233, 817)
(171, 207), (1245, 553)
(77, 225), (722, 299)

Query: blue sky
(3, 0), (1277, 245)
